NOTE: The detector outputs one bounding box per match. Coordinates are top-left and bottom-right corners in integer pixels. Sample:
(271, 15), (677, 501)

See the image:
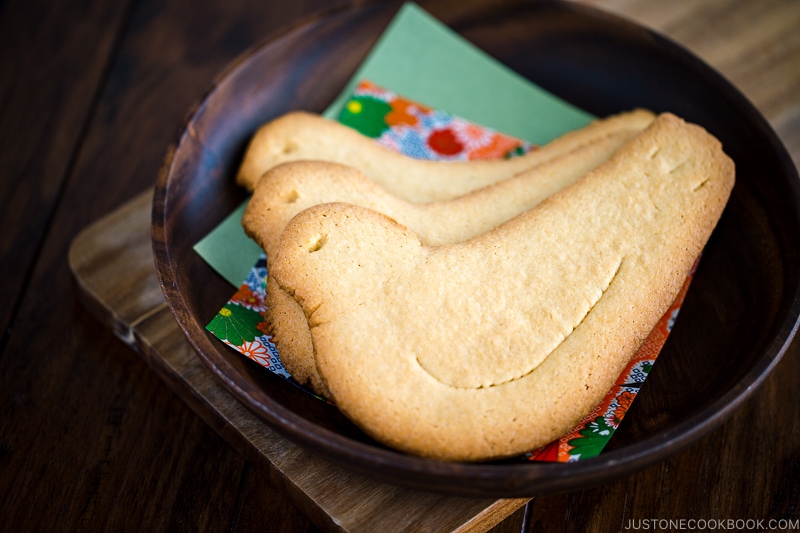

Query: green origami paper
(193, 2), (594, 286)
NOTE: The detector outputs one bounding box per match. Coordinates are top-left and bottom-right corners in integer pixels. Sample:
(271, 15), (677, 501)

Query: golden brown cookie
(244, 127), (650, 396)
(236, 109), (656, 200)
(269, 113), (735, 461)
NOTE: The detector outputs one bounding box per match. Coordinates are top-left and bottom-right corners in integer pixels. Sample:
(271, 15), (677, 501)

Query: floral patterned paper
(526, 262), (696, 462)
(207, 81), (695, 462)
(206, 256), (293, 382)
(339, 80), (533, 160)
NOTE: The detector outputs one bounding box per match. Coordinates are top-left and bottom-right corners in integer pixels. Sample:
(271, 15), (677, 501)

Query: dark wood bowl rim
(152, 1), (800, 497)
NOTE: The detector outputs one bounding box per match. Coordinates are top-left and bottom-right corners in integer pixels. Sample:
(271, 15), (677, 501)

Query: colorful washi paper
(206, 81), (695, 462)
(338, 80), (532, 160)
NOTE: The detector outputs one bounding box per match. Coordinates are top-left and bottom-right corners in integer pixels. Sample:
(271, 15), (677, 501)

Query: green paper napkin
(194, 2), (594, 286)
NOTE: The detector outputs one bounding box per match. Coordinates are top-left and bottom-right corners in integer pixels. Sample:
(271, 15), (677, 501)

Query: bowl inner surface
(153, 1), (800, 497)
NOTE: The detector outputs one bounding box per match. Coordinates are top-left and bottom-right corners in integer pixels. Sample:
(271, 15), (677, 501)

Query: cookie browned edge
(245, 110), (657, 397)
(268, 113), (735, 461)
(252, 130), (644, 396)
(236, 109), (656, 201)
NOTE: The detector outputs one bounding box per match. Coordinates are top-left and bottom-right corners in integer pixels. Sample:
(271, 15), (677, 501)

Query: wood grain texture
(531, 0), (800, 528)
(0, 0), (130, 345)
(577, 0), (800, 168)
(153, 0), (799, 497)
(0, 0), (798, 530)
(0, 0), (352, 530)
(70, 189), (529, 531)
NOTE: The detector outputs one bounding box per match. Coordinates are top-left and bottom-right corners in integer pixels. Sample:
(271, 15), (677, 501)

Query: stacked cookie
(236, 110), (734, 461)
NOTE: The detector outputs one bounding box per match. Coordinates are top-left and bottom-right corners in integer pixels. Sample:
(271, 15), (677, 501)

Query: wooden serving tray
(68, 189), (529, 533)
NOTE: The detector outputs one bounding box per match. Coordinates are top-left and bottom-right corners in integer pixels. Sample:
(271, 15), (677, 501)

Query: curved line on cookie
(414, 256), (626, 390)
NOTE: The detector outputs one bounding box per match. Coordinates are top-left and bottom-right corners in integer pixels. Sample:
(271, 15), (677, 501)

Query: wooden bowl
(152, 0), (800, 497)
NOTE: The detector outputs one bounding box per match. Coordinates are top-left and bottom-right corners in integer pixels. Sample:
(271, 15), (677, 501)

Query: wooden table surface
(2, 0), (798, 531)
